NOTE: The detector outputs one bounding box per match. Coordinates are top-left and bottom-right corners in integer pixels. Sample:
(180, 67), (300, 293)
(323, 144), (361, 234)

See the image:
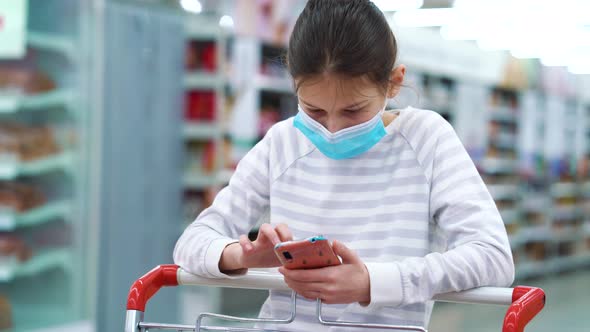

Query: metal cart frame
(125, 265), (545, 332)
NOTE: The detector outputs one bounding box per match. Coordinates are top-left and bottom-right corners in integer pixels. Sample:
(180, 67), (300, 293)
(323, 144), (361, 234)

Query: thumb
(332, 240), (361, 264)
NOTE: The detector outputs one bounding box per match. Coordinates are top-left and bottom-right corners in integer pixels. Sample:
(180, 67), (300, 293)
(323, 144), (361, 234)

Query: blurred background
(0, 0), (589, 331)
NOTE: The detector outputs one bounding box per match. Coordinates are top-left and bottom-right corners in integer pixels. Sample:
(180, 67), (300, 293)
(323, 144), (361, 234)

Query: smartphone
(274, 235), (341, 270)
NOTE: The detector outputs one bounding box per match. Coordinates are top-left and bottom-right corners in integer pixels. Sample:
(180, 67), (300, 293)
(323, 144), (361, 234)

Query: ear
(387, 64), (406, 98)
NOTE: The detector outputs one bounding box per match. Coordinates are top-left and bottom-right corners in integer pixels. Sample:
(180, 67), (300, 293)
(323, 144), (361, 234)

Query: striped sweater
(174, 107), (515, 331)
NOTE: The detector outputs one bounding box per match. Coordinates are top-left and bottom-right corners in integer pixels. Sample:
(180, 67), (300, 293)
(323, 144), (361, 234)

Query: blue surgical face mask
(293, 104), (387, 160)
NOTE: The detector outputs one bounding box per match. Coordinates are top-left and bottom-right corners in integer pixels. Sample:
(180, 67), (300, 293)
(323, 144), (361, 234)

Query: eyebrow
(300, 98), (371, 110)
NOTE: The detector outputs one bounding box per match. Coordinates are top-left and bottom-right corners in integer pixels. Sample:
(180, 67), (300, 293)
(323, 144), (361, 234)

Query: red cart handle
(126, 264), (179, 311)
(126, 265), (545, 331)
(502, 286), (546, 332)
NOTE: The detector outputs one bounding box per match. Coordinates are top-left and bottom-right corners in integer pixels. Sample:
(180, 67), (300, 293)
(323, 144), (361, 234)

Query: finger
(239, 235), (253, 253)
(258, 223), (281, 246)
(275, 223), (293, 242)
(332, 240), (360, 264)
(321, 298), (339, 305)
(299, 291), (321, 301)
(284, 279), (326, 293)
(279, 266), (328, 282)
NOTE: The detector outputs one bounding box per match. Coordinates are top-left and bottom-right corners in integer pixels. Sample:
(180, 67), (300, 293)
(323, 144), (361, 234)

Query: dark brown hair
(287, 0), (398, 93)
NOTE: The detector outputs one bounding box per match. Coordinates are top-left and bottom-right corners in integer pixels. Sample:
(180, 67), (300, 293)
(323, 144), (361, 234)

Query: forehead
(296, 74), (383, 108)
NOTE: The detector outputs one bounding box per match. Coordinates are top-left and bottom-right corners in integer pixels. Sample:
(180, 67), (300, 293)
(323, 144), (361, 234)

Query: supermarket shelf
(551, 254), (590, 272)
(580, 181), (590, 197)
(552, 227), (585, 243)
(184, 169), (234, 189)
(521, 195), (550, 212)
(480, 157), (518, 174)
(186, 20), (223, 40)
(0, 151), (73, 180)
(489, 107), (517, 123)
(551, 182), (578, 198)
(487, 184), (519, 200)
(499, 208), (519, 224)
(184, 72), (225, 89)
(0, 89), (73, 113)
(510, 226), (552, 247)
(28, 320), (94, 332)
(27, 31), (76, 60)
(515, 260), (548, 279)
(552, 205), (582, 220)
(184, 171), (218, 189)
(184, 122), (222, 139)
(490, 132), (516, 148)
(0, 200), (72, 231)
(10, 302), (76, 332)
(255, 74), (293, 94)
(0, 248), (71, 282)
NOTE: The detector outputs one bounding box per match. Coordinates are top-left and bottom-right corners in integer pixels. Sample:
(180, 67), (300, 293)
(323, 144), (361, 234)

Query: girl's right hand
(219, 223), (293, 272)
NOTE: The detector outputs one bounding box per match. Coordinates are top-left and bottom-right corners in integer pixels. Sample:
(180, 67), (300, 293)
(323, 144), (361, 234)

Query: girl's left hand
(278, 240), (371, 305)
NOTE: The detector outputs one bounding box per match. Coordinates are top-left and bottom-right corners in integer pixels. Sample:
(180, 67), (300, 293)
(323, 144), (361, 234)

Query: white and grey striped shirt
(174, 107), (515, 331)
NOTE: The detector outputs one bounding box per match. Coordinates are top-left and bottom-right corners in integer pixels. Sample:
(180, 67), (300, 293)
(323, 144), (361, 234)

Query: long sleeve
(364, 112), (515, 308)
(173, 130), (273, 278)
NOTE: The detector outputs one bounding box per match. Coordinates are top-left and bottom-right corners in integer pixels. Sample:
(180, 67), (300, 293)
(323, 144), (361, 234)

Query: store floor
(429, 269), (590, 331)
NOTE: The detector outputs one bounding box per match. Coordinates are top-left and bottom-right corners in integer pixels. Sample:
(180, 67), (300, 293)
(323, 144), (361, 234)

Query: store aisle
(429, 269), (590, 332)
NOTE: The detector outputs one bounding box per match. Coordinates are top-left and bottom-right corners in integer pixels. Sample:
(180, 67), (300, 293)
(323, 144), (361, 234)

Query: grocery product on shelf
(0, 234), (32, 263)
(186, 141), (212, 174)
(421, 74), (456, 122)
(0, 181), (46, 213)
(182, 190), (204, 225)
(0, 63), (55, 95)
(186, 40), (217, 72)
(0, 295), (11, 330)
(29, 222), (72, 249)
(259, 105), (281, 137)
(0, 123), (60, 162)
(260, 43), (287, 78)
(185, 91), (216, 121)
(182, 187), (221, 226)
(524, 242), (548, 262)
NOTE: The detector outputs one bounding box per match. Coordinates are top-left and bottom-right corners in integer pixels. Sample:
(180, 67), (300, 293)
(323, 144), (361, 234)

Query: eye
(306, 108), (325, 117)
(343, 108), (364, 116)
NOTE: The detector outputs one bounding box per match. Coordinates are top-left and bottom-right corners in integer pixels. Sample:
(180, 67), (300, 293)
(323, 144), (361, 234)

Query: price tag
(0, 153), (18, 179)
(0, 94), (20, 113)
(0, 207), (15, 230)
(0, 255), (17, 281)
(0, 0), (27, 59)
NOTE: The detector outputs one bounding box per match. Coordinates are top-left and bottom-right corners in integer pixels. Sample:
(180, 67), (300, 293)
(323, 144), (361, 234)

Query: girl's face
(297, 75), (384, 133)
(296, 67), (405, 133)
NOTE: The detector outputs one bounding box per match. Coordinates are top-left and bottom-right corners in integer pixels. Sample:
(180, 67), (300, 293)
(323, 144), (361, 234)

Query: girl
(174, 0), (514, 330)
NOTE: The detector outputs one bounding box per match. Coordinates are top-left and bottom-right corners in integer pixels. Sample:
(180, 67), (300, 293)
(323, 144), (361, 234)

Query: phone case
(274, 235), (341, 270)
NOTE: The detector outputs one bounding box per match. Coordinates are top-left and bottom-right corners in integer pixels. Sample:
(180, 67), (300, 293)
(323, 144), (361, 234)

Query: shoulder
(394, 107), (461, 182)
(265, 116), (314, 151)
(263, 116), (315, 181)
(395, 107), (454, 143)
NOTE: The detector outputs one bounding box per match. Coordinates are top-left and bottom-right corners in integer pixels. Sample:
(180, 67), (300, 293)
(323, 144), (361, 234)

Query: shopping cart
(125, 265), (545, 332)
